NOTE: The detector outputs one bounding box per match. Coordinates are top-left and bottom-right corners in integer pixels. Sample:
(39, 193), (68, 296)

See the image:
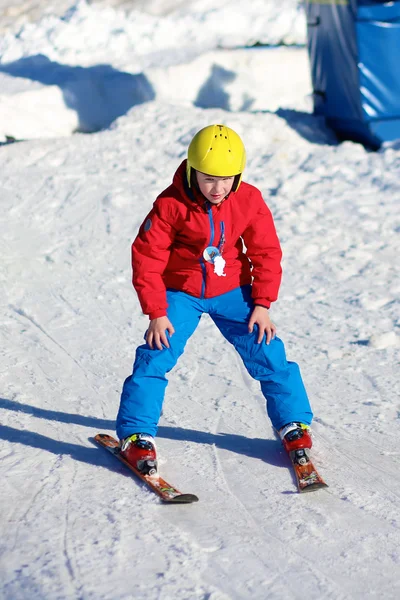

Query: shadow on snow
(275, 108), (339, 146)
(0, 55), (340, 147)
(194, 64), (236, 112)
(0, 54), (155, 133)
(0, 396), (286, 468)
(193, 65), (338, 146)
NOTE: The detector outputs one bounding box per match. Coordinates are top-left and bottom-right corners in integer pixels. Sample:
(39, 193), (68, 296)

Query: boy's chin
(207, 197), (225, 205)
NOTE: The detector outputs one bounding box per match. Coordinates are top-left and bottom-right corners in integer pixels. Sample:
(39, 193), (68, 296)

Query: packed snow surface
(1, 2), (400, 600)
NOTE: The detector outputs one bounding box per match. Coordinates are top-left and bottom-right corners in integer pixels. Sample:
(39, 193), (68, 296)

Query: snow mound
(0, 46), (312, 140)
(0, 1), (307, 140)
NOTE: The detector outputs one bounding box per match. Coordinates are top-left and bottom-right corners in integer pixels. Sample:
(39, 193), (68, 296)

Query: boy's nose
(212, 181), (224, 193)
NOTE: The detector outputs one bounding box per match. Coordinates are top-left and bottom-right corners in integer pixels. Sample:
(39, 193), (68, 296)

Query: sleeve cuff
(253, 300), (271, 309)
(148, 309), (167, 320)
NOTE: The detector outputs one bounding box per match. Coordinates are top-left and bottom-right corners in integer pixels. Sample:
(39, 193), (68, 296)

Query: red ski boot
(120, 433), (157, 475)
(280, 423), (312, 453)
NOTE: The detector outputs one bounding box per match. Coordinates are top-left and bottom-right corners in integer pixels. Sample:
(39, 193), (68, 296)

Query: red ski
(288, 447), (328, 493)
(94, 433), (199, 504)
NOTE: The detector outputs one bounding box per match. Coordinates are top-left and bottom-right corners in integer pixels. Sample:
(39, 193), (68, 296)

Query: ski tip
(299, 482), (329, 493)
(162, 493), (199, 504)
(94, 433), (114, 442)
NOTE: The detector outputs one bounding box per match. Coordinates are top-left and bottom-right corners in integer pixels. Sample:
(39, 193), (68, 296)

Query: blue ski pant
(116, 285), (313, 440)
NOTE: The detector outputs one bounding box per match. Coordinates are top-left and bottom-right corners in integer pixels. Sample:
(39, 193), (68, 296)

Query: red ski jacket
(132, 161), (282, 319)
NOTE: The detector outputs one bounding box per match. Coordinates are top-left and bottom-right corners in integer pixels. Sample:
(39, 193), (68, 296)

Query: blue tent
(305, 0), (400, 149)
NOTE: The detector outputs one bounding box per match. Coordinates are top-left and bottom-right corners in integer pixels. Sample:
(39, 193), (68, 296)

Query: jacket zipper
(199, 205), (214, 298)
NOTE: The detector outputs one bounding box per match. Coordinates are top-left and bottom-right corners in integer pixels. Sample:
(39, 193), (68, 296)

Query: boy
(116, 124), (313, 474)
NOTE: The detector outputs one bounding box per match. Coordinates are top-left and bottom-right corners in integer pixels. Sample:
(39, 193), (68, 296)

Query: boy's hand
(248, 306), (277, 345)
(146, 316), (175, 350)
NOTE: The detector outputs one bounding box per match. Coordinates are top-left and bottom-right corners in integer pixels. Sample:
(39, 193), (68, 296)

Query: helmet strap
(191, 169), (200, 192)
(232, 174), (241, 192)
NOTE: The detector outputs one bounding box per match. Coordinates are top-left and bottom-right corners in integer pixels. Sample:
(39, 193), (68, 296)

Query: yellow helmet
(187, 124), (246, 192)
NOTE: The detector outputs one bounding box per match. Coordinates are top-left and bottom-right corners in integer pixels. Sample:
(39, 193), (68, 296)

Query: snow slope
(1, 2), (400, 600)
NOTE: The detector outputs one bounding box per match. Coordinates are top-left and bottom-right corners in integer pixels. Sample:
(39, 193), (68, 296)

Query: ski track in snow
(0, 2), (400, 596)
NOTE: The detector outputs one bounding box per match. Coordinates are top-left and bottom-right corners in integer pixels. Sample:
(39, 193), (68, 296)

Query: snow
(1, 2), (400, 600)
(0, 1), (307, 140)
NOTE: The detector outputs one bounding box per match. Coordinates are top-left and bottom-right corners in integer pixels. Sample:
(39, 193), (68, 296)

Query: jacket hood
(172, 160), (190, 194)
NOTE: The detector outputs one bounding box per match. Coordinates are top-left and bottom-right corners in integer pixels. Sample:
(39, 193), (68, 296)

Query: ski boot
(279, 422), (312, 453)
(120, 433), (157, 475)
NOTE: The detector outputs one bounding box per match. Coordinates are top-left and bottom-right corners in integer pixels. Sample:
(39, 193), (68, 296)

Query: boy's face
(196, 171), (235, 205)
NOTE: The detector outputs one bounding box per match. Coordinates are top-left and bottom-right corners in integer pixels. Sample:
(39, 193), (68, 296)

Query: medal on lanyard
(203, 221), (226, 276)
(203, 246), (220, 263)
(203, 246), (226, 277)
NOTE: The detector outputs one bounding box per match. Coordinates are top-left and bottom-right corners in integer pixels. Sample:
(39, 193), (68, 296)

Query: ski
(287, 447), (328, 493)
(94, 433), (199, 504)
